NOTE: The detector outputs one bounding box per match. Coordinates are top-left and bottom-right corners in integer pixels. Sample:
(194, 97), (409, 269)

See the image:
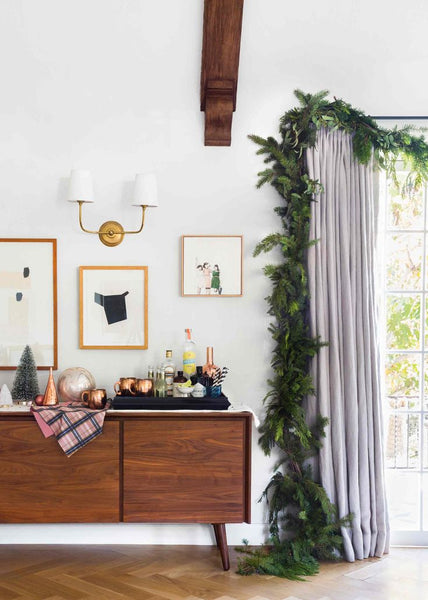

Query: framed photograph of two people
(181, 235), (243, 297)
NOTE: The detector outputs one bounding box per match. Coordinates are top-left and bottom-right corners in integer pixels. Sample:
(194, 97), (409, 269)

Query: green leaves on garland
(237, 90), (428, 579)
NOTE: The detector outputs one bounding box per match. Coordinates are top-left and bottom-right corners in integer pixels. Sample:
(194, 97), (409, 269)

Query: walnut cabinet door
(122, 415), (251, 523)
(0, 420), (120, 523)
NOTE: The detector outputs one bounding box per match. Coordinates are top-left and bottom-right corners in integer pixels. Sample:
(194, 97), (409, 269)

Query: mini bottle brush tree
(12, 345), (40, 402)
(237, 90), (428, 580)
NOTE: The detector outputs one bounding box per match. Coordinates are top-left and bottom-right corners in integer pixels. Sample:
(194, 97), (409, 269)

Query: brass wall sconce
(67, 170), (158, 247)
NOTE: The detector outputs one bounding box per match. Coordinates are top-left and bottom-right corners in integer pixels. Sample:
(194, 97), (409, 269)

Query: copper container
(81, 388), (107, 409)
(43, 367), (59, 406)
(114, 377), (137, 396)
(131, 378), (154, 397)
(202, 346), (219, 378)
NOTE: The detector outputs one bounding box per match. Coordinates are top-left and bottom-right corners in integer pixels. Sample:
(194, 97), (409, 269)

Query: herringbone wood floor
(0, 545), (425, 600)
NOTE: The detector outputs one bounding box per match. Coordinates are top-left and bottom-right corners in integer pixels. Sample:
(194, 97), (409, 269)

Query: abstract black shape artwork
(0, 239), (57, 368)
(14, 267), (30, 301)
(94, 291), (129, 324)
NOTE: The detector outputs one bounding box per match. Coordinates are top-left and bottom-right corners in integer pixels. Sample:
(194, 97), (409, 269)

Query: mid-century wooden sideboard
(0, 411), (252, 570)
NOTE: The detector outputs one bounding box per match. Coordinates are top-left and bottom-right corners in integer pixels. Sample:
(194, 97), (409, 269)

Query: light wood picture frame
(0, 238), (58, 370)
(181, 235), (243, 297)
(79, 266), (148, 349)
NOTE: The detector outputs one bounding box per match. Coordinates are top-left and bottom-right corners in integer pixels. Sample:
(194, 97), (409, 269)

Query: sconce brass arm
(77, 201), (148, 247)
(122, 204), (147, 235)
(77, 201), (101, 234)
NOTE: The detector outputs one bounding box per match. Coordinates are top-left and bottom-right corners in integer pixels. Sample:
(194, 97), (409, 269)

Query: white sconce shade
(68, 169), (94, 203)
(132, 172), (158, 207)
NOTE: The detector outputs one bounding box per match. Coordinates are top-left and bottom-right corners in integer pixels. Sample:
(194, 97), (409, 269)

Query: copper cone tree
(43, 367), (58, 405)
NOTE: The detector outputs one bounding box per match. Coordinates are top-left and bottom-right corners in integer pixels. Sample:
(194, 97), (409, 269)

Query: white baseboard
(390, 531), (428, 547)
(0, 523), (268, 545)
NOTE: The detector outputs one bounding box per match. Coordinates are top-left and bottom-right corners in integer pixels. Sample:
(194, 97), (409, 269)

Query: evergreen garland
(12, 345), (40, 401)
(237, 90), (428, 579)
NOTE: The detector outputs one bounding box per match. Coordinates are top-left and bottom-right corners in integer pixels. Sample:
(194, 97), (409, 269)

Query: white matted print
(79, 266), (148, 349)
(181, 236), (243, 297)
(0, 239), (57, 370)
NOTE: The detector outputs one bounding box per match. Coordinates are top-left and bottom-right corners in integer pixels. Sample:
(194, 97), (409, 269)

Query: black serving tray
(111, 394), (230, 411)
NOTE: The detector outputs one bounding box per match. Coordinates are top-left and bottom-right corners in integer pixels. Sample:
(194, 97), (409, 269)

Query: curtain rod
(371, 116), (428, 120)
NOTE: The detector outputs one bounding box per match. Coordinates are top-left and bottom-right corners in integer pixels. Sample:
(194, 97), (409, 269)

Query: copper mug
(131, 378), (154, 397)
(81, 388), (107, 409)
(114, 377), (137, 396)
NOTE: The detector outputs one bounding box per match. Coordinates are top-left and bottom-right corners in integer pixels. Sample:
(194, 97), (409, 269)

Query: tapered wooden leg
(212, 523), (230, 570)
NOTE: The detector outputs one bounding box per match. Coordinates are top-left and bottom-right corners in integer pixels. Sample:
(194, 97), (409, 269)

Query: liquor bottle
(193, 366), (207, 396)
(191, 366), (202, 385)
(162, 350), (175, 396)
(195, 366), (208, 386)
(202, 347), (219, 378)
(183, 328), (196, 379)
(173, 371), (187, 396)
(155, 369), (167, 397)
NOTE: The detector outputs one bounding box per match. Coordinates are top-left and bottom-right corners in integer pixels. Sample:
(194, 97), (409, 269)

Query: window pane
(385, 353), (421, 410)
(386, 294), (421, 350)
(424, 298), (428, 348)
(386, 173), (424, 230)
(423, 474), (428, 529)
(385, 413), (420, 469)
(424, 356), (428, 412)
(424, 415), (428, 471)
(386, 471), (420, 530)
(386, 233), (423, 290)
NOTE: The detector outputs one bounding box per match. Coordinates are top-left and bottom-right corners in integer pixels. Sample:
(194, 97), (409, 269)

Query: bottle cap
(177, 370), (183, 376)
(166, 350), (172, 357)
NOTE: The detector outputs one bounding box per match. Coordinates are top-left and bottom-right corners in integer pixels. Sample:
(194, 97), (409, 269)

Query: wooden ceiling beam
(200, 0), (244, 146)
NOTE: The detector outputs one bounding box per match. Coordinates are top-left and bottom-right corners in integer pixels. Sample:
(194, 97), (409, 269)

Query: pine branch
(239, 89), (428, 580)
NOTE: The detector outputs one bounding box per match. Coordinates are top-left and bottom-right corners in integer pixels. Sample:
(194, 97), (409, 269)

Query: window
(381, 165), (428, 544)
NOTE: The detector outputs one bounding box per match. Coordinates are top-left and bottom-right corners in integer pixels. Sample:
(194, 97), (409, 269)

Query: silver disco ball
(57, 367), (96, 403)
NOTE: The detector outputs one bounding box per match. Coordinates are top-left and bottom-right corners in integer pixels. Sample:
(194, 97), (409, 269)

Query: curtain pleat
(305, 128), (389, 561)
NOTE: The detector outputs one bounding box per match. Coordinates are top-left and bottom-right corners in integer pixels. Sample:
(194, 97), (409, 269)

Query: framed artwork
(181, 235), (243, 297)
(0, 238), (57, 370)
(79, 266), (148, 349)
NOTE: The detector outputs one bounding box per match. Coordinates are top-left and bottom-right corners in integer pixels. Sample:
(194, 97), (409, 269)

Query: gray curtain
(305, 128), (389, 561)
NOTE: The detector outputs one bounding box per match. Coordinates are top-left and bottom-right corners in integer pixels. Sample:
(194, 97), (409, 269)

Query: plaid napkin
(31, 402), (109, 457)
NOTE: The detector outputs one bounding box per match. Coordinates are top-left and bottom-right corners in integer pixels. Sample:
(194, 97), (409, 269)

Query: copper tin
(131, 378), (154, 397)
(81, 388), (107, 409)
(114, 377), (137, 396)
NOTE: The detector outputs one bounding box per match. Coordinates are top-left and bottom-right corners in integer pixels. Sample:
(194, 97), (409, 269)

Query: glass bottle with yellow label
(183, 328), (196, 379)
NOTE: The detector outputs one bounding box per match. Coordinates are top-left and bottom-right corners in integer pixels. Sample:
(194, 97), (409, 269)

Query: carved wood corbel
(200, 0), (244, 146)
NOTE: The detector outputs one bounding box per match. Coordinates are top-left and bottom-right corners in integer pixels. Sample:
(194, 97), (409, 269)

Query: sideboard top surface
(0, 410), (252, 421)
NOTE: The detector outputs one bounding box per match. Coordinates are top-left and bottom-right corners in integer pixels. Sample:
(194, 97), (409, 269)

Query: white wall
(0, 0), (426, 545)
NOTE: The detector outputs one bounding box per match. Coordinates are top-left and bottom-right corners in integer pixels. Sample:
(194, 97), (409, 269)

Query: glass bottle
(162, 350), (175, 396)
(155, 369), (167, 397)
(192, 366), (207, 386)
(193, 366), (207, 396)
(173, 370), (187, 396)
(183, 328), (196, 379)
(202, 347), (219, 378)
